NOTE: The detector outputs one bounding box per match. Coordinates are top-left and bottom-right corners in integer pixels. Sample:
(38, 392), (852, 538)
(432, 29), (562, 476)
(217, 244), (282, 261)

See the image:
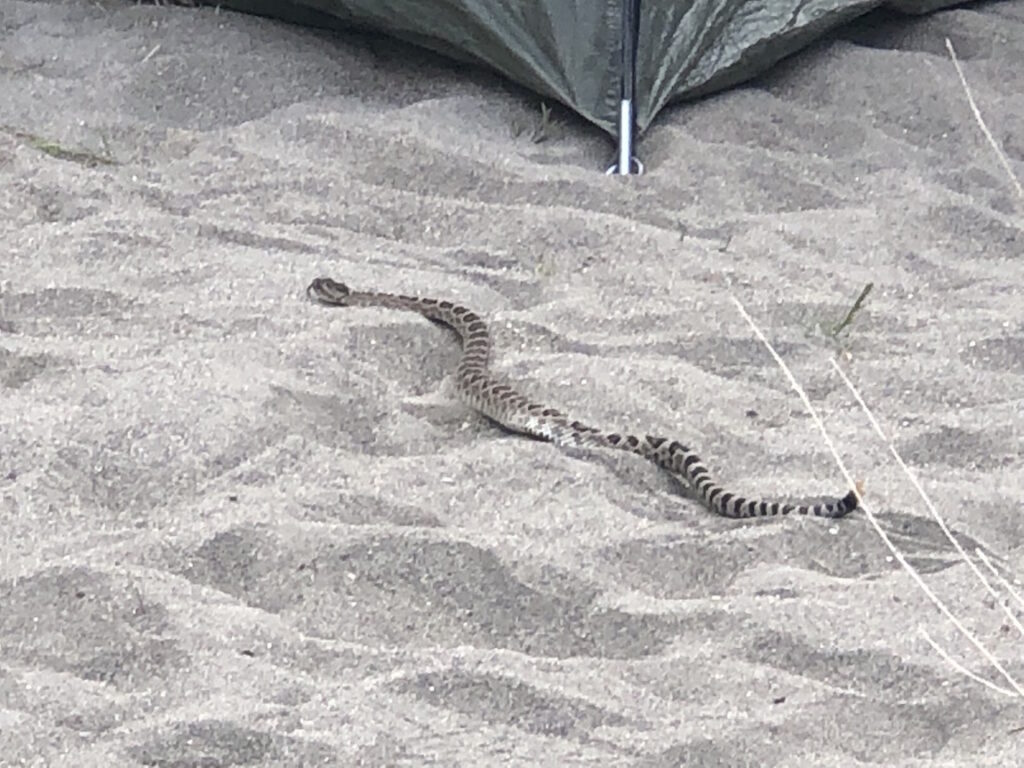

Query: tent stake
(617, 99), (633, 175)
(607, 99), (643, 175)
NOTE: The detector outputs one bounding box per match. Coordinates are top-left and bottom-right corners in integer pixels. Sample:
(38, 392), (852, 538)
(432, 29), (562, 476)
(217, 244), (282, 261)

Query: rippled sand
(2, 1), (1023, 765)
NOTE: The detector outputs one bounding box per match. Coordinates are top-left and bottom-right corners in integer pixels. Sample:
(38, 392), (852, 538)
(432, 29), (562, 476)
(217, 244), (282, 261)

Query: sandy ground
(2, 1), (1024, 765)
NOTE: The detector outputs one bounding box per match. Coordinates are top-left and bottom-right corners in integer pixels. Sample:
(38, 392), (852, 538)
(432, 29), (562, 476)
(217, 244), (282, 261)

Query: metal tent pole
(616, 99), (634, 175)
(607, 0), (642, 175)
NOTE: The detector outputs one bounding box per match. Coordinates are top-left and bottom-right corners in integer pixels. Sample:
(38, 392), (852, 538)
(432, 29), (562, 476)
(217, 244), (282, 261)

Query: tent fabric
(218, 0), (969, 136)
(221, 0), (624, 133)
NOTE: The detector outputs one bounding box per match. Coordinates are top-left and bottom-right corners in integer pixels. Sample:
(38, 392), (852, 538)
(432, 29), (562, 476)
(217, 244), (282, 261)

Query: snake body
(307, 277), (859, 519)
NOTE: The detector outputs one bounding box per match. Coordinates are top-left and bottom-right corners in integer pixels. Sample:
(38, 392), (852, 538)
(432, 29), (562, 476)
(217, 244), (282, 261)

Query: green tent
(217, 0), (967, 172)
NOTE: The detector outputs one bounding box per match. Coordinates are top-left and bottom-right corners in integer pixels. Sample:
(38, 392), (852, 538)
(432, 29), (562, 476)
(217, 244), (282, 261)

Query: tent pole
(616, 99), (633, 176)
(607, 0), (642, 175)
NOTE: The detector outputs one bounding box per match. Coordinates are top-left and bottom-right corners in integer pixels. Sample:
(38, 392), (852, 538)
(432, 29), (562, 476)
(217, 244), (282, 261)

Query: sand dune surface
(2, 1), (1024, 765)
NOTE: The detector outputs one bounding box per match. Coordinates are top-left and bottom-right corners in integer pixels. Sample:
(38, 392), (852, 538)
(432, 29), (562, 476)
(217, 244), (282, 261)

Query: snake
(307, 277), (859, 519)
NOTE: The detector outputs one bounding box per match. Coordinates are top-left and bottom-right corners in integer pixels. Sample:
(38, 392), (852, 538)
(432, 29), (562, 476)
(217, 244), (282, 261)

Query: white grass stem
(976, 548), (1024, 617)
(945, 37), (1023, 198)
(920, 628), (1017, 697)
(829, 359), (1024, 642)
(731, 296), (1024, 698)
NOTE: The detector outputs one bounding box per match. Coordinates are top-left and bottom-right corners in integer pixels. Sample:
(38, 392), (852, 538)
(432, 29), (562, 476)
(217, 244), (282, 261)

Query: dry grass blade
(945, 37), (1023, 199)
(831, 282), (873, 338)
(10, 129), (116, 167)
(919, 628), (1018, 697)
(732, 296), (1024, 698)
(975, 548), (1024, 617)
(830, 359), (1024, 642)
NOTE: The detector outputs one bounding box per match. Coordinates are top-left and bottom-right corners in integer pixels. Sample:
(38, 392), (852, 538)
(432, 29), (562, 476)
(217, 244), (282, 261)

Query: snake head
(307, 277), (351, 304)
